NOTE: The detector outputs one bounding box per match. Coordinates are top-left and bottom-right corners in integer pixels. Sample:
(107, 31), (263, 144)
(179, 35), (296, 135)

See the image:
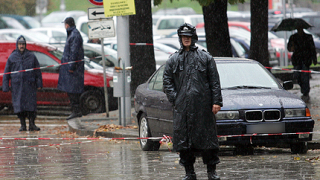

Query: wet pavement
(1, 125), (320, 179)
(1, 73), (320, 179)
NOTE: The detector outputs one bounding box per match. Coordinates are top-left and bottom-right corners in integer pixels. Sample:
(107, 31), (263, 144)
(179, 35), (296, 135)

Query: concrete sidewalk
(67, 73), (320, 149)
(68, 108), (139, 138)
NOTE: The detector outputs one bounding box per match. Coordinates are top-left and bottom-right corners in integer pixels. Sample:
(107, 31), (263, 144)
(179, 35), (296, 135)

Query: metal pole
(118, 58), (121, 125)
(101, 37), (109, 117)
(117, 16), (131, 126)
(283, 0), (288, 67)
(122, 61), (126, 127)
(280, 49), (284, 67)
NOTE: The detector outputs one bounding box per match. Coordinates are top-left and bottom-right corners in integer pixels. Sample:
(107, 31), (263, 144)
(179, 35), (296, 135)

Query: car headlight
(215, 111), (239, 120)
(284, 108), (307, 117)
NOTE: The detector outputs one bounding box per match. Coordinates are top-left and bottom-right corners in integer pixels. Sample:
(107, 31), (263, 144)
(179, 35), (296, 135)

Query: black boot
(183, 165), (196, 180)
(28, 116), (40, 131)
(67, 105), (82, 120)
(19, 117), (27, 131)
(207, 164), (220, 180)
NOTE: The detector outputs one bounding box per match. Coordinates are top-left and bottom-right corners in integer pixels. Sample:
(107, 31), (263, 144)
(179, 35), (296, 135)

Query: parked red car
(0, 40), (117, 114)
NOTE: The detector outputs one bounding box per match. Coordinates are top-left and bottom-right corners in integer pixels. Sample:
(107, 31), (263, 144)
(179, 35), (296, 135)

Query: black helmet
(177, 23), (197, 37)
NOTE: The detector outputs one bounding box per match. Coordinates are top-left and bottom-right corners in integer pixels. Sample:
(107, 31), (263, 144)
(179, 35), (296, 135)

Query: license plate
(246, 123), (285, 134)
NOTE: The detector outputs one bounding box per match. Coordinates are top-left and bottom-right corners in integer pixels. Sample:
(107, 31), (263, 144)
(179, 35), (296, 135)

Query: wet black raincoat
(287, 31), (317, 67)
(58, 26), (84, 93)
(163, 26), (223, 152)
(2, 36), (43, 113)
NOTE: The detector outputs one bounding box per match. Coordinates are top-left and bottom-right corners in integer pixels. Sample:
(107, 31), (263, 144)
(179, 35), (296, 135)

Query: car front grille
(245, 110), (281, 122)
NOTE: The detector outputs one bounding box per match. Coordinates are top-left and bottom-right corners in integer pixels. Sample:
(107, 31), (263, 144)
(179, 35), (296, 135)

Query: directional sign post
(87, 20), (115, 39)
(87, 5), (115, 118)
(88, 7), (109, 20)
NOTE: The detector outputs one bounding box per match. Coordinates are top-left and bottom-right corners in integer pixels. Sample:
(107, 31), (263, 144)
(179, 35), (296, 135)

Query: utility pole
(117, 16), (131, 126)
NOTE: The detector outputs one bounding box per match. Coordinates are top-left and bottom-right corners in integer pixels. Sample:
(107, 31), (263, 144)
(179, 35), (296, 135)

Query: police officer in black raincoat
(58, 17), (84, 120)
(2, 36), (43, 131)
(163, 23), (223, 180)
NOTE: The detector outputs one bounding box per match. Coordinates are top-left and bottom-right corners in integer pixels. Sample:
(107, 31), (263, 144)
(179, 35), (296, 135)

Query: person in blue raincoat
(58, 17), (84, 120)
(2, 36), (43, 131)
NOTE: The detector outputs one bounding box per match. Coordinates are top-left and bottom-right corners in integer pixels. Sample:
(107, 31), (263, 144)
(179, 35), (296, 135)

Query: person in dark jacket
(287, 26), (317, 103)
(2, 35), (43, 131)
(58, 17), (85, 120)
(163, 23), (223, 180)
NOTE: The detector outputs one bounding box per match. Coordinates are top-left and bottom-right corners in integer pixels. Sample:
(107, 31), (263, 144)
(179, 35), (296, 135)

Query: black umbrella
(270, 18), (313, 32)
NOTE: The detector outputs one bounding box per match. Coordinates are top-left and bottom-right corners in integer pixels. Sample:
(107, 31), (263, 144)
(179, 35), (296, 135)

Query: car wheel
(234, 145), (254, 155)
(80, 90), (104, 115)
(139, 113), (160, 151)
(290, 142), (308, 154)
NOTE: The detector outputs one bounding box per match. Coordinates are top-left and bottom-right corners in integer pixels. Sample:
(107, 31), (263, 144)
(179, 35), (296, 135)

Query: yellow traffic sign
(103, 0), (136, 17)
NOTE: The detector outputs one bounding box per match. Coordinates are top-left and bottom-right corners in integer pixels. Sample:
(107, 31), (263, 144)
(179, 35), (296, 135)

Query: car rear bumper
(217, 119), (314, 146)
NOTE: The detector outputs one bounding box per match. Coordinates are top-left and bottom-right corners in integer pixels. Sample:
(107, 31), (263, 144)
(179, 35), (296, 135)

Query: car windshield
(229, 27), (280, 40)
(93, 46), (117, 61)
(26, 31), (54, 43)
(191, 17), (204, 27)
(230, 38), (246, 57)
(23, 16), (41, 28)
(49, 49), (63, 60)
(2, 16), (25, 29)
(216, 62), (280, 89)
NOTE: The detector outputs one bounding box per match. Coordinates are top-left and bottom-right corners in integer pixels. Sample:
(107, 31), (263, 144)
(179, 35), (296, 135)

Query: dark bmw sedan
(133, 57), (314, 154)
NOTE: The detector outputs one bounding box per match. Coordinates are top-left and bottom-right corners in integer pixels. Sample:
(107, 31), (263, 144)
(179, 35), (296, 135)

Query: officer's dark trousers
(68, 93), (81, 109)
(294, 63), (310, 96)
(179, 148), (220, 166)
(17, 111), (36, 119)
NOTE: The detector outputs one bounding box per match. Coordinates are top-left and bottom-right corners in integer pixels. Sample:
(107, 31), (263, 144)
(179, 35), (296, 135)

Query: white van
(76, 15), (89, 36)
(155, 15), (204, 36)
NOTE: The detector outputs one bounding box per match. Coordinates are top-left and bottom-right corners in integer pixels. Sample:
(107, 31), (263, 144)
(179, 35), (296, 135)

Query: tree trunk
(249, 0), (269, 67)
(202, 0), (232, 57)
(129, 0), (156, 95)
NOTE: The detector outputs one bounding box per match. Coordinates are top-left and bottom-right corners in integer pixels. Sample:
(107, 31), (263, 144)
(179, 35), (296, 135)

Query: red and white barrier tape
(0, 137), (163, 140)
(0, 60), (84, 76)
(265, 66), (320, 74)
(129, 43), (153, 46)
(0, 131), (316, 141)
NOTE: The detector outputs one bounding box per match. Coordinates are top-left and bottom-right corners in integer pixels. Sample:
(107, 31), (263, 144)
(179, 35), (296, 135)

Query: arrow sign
(88, 7), (109, 20)
(92, 10), (104, 16)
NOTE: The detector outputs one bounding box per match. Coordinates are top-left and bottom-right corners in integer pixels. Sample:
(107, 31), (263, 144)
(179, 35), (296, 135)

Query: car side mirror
(283, 81), (293, 90)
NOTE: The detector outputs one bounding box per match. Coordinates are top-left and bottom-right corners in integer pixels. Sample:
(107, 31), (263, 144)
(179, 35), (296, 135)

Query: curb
(67, 118), (138, 138)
